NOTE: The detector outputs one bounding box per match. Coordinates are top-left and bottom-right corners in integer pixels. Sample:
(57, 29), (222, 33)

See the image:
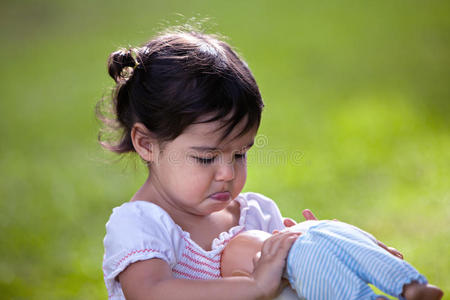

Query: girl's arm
(119, 231), (299, 300)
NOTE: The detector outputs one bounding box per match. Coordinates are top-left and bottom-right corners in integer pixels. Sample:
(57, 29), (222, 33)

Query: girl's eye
(194, 157), (215, 164)
(235, 153), (246, 160)
(193, 153), (246, 164)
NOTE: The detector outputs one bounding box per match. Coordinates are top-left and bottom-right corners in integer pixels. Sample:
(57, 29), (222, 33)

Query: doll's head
(221, 230), (271, 277)
(98, 30), (264, 154)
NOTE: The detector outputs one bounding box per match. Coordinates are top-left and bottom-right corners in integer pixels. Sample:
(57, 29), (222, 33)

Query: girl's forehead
(183, 120), (224, 136)
(178, 121), (256, 149)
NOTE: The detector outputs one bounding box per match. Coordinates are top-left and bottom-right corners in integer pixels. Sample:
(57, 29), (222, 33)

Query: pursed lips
(209, 191), (231, 201)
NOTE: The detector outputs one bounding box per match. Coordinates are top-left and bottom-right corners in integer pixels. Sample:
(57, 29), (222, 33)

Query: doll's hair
(97, 30), (264, 153)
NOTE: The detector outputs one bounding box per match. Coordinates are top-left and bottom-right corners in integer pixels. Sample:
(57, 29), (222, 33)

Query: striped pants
(286, 221), (427, 300)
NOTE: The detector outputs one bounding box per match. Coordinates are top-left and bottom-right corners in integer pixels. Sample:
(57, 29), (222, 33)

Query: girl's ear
(231, 270), (251, 277)
(131, 123), (156, 162)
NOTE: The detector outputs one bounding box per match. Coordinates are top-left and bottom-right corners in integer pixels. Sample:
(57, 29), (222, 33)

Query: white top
(103, 192), (285, 299)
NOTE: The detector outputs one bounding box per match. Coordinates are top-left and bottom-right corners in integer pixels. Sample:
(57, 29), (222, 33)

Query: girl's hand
(376, 240), (404, 259)
(302, 209), (318, 221)
(283, 209), (318, 227)
(251, 231), (300, 299)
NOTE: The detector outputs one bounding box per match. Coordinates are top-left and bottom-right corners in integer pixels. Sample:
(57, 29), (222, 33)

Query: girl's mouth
(209, 192), (231, 201)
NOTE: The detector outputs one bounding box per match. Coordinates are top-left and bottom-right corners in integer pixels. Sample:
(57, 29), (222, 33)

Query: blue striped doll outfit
(285, 221), (427, 300)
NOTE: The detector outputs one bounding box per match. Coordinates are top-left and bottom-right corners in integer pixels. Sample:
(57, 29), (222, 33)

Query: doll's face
(221, 230), (271, 277)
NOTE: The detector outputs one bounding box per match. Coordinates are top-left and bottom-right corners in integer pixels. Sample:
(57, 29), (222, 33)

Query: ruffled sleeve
(238, 192), (286, 233)
(103, 201), (184, 298)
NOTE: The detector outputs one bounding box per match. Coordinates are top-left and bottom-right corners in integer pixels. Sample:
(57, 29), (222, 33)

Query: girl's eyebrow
(190, 141), (254, 152)
(242, 141), (255, 150)
(189, 146), (220, 151)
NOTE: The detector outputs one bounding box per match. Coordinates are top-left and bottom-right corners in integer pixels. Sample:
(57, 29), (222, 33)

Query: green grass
(1, 0), (449, 298)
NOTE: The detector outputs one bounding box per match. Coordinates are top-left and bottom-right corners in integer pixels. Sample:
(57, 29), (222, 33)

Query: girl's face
(148, 118), (256, 217)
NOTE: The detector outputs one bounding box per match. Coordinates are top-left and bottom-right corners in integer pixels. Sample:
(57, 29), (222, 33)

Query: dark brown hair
(97, 30), (264, 153)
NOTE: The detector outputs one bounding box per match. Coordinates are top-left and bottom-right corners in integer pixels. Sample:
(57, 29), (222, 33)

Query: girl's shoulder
(107, 200), (172, 220)
(103, 201), (185, 265)
(105, 200), (180, 235)
(103, 201), (185, 290)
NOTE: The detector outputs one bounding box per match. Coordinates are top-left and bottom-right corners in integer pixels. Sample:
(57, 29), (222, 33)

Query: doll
(221, 220), (443, 300)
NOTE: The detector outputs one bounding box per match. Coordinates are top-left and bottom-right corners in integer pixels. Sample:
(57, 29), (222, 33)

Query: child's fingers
(387, 247), (403, 260)
(252, 232), (300, 298)
(261, 231), (300, 257)
(377, 240), (404, 260)
(276, 232), (300, 256)
(302, 209), (318, 221)
(283, 217), (297, 227)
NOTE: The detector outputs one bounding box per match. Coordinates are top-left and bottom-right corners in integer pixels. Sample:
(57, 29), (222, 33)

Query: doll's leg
(286, 231), (383, 300)
(288, 221), (427, 300)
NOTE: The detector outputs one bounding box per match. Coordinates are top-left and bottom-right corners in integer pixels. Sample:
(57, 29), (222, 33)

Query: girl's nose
(215, 158), (235, 182)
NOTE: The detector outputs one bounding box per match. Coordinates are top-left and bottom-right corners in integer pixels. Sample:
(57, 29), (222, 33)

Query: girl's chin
(205, 201), (232, 213)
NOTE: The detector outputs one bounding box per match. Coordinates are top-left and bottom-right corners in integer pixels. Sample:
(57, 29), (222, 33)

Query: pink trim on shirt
(115, 249), (161, 267)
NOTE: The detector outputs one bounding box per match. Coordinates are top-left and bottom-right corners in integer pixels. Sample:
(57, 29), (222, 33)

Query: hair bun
(108, 48), (138, 83)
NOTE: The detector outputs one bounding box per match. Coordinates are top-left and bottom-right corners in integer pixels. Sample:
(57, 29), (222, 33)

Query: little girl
(100, 30), (399, 299)
(101, 30), (300, 300)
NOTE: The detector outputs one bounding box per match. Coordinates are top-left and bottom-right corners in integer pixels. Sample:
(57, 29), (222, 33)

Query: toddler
(100, 29), (406, 300)
(221, 219), (443, 300)
(101, 29), (301, 300)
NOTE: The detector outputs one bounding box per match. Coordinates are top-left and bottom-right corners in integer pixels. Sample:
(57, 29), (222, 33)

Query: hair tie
(108, 48), (139, 83)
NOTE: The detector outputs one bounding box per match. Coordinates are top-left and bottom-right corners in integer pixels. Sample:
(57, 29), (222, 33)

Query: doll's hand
(251, 231), (300, 299)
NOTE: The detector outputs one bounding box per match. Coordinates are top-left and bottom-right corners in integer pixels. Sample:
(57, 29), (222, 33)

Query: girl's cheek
(235, 164), (247, 184)
(236, 160), (248, 173)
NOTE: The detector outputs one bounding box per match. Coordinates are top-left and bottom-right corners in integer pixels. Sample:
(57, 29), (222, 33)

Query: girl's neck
(131, 176), (240, 250)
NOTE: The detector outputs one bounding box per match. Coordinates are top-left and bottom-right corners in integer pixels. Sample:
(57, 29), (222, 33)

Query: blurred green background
(1, 0), (449, 298)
